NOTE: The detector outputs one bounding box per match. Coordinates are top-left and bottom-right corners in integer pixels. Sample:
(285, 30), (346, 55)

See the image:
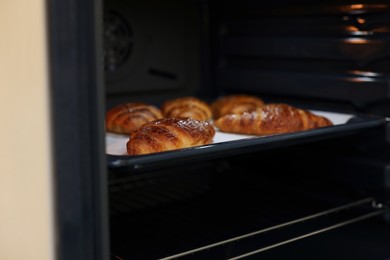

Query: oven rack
(107, 112), (387, 172)
(159, 197), (388, 260)
(110, 187), (390, 260)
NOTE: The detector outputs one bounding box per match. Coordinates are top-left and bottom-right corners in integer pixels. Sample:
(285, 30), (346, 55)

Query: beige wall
(0, 1), (55, 260)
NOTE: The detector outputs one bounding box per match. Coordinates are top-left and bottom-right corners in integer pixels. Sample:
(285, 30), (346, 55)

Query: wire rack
(110, 187), (389, 260)
(159, 197), (388, 260)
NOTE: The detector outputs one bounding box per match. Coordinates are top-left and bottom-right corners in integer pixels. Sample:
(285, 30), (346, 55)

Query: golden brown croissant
(214, 103), (333, 135)
(106, 102), (163, 134)
(211, 94), (265, 119)
(127, 117), (216, 155)
(161, 96), (212, 121)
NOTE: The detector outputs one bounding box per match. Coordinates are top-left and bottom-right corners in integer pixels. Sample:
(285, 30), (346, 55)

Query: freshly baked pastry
(106, 102), (163, 134)
(211, 94), (265, 119)
(214, 103), (333, 135)
(161, 96), (213, 121)
(127, 117), (215, 155)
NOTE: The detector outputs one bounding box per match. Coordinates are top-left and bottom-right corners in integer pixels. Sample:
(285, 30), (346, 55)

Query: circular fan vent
(104, 11), (133, 72)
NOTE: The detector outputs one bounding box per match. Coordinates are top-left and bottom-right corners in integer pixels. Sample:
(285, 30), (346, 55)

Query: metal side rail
(160, 197), (389, 260)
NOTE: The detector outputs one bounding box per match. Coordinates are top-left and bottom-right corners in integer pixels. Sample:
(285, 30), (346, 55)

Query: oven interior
(104, 0), (390, 259)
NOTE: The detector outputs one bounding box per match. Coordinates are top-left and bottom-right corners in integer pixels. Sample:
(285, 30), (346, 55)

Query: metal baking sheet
(106, 110), (387, 171)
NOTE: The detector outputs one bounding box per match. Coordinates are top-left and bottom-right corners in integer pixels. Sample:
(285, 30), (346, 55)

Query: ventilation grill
(104, 11), (133, 72)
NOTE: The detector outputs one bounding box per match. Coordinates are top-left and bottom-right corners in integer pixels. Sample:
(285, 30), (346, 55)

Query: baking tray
(106, 110), (388, 171)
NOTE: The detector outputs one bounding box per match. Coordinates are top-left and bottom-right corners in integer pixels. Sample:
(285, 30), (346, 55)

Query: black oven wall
(103, 1), (390, 259)
(103, 0), (206, 108)
(103, 0), (390, 192)
(103, 0), (390, 114)
(211, 0), (390, 116)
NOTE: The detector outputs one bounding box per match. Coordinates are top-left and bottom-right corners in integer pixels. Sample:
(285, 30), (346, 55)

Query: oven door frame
(48, 0), (109, 259)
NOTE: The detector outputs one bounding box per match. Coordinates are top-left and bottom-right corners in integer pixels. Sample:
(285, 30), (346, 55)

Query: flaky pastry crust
(127, 117), (215, 155)
(106, 103), (163, 134)
(214, 103), (333, 135)
(161, 96), (212, 121)
(211, 94), (264, 119)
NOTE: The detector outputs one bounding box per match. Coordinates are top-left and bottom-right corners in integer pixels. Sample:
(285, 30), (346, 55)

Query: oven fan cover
(104, 11), (133, 72)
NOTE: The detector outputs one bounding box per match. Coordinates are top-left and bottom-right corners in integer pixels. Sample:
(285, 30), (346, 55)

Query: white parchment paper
(106, 110), (354, 155)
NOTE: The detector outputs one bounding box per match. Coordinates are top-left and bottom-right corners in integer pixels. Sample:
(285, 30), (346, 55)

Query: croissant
(127, 117), (216, 155)
(106, 102), (163, 134)
(214, 103), (333, 135)
(211, 94), (265, 119)
(161, 96), (212, 121)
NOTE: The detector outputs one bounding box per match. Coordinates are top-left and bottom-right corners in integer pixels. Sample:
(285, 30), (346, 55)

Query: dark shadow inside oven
(103, 0), (390, 259)
(108, 127), (390, 259)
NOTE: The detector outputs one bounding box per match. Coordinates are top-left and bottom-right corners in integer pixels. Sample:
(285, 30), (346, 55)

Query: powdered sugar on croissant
(214, 103), (333, 135)
(127, 117), (215, 155)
